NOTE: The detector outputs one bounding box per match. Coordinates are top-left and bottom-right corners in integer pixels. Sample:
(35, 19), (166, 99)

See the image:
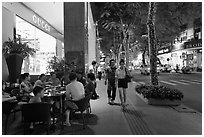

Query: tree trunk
(122, 32), (129, 68)
(142, 50), (146, 65)
(147, 2), (158, 85)
(126, 42), (129, 68)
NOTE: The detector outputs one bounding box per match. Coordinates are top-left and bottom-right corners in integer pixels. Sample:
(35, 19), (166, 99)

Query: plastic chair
(70, 93), (93, 129)
(21, 103), (51, 134)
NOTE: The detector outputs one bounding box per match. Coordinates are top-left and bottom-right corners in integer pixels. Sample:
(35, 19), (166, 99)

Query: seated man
(64, 72), (85, 126)
(34, 74), (47, 88)
(48, 72), (61, 87)
(29, 86), (44, 103)
(2, 81), (16, 102)
(85, 73), (95, 95)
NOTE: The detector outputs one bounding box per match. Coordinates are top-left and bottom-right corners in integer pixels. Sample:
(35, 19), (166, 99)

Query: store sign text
(185, 42), (202, 49)
(33, 15), (50, 32)
(158, 48), (170, 54)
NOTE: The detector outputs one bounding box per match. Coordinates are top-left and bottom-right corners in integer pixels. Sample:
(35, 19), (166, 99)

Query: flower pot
(5, 53), (23, 83)
(147, 98), (181, 106)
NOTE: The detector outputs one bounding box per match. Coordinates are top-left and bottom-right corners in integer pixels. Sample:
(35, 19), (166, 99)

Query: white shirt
(116, 67), (126, 79)
(66, 80), (85, 101)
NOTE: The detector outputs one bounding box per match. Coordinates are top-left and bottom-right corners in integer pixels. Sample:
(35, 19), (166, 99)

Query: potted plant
(135, 84), (184, 106)
(47, 56), (68, 79)
(2, 37), (36, 83)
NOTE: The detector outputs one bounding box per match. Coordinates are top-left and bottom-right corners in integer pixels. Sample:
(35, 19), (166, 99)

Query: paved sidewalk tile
(126, 82), (202, 135)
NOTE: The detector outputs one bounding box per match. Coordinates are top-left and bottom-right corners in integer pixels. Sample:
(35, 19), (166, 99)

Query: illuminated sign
(33, 14), (50, 32)
(184, 39), (202, 49)
(158, 47), (170, 55)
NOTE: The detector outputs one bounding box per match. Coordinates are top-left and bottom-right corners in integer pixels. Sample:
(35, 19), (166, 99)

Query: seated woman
(48, 72), (61, 87)
(20, 73), (33, 95)
(34, 74), (47, 88)
(2, 91), (16, 102)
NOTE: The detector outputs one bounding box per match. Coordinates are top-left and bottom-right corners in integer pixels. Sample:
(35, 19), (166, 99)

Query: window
(16, 16), (58, 75)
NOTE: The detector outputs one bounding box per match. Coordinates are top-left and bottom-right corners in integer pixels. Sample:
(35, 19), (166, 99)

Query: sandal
(63, 122), (71, 126)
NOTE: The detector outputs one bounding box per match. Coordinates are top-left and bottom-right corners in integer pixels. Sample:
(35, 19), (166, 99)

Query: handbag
(125, 68), (131, 83)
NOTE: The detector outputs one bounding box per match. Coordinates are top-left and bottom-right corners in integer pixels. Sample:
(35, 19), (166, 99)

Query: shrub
(135, 84), (184, 100)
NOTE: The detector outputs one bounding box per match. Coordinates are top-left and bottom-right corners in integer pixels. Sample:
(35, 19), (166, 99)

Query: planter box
(147, 98), (181, 106)
(137, 93), (181, 106)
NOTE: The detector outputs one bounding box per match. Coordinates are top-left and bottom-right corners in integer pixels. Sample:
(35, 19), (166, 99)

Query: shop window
(16, 16), (58, 75)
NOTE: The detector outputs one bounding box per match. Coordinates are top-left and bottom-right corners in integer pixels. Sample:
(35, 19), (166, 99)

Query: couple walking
(105, 59), (131, 109)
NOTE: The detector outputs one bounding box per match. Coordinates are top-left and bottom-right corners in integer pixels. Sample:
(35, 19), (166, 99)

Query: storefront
(170, 39), (202, 70)
(2, 3), (64, 75)
(157, 46), (172, 66)
(183, 39), (202, 70)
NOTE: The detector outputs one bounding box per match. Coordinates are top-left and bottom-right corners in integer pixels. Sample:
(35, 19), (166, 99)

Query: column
(64, 2), (85, 73)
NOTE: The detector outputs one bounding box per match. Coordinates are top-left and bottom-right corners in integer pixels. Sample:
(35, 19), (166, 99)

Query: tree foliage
(91, 2), (201, 54)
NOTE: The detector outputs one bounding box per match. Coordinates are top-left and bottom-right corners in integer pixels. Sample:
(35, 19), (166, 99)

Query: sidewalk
(4, 79), (202, 135)
(125, 81), (202, 135)
(77, 79), (202, 135)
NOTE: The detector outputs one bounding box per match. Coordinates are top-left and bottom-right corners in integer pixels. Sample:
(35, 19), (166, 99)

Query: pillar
(64, 2), (85, 74)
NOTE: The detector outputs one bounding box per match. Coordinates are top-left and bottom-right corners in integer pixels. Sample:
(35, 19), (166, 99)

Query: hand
(105, 80), (107, 85)
(12, 96), (17, 100)
(115, 82), (118, 88)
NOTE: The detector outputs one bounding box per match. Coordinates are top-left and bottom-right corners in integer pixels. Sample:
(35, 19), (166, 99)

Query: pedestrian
(89, 61), (99, 99)
(116, 59), (130, 109)
(105, 59), (117, 105)
(97, 65), (102, 80)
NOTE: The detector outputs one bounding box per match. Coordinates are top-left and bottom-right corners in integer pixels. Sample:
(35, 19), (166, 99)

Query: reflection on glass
(16, 16), (57, 75)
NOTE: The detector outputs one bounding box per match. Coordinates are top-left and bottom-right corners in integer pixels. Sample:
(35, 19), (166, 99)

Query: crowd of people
(2, 58), (131, 128)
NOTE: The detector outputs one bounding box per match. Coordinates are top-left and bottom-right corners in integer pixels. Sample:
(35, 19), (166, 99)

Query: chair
(10, 89), (21, 96)
(71, 93), (93, 129)
(2, 101), (19, 135)
(21, 103), (51, 134)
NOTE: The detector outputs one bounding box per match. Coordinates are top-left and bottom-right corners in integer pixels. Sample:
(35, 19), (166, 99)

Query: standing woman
(116, 59), (130, 109)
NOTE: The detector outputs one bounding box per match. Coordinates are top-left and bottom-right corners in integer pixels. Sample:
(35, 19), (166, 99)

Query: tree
(147, 2), (158, 85)
(91, 2), (202, 85)
(98, 2), (142, 67)
(147, 2), (201, 85)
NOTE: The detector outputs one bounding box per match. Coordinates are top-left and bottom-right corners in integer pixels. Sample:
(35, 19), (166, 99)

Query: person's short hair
(109, 59), (115, 65)
(33, 86), (43, 96)
(87, 73), (95, 81)
(119, 59), (125, 64)
(50, 72), (55, 76)
(69, 72), (77, 81)
(39, 74), (45, 80)
(92, 61), (97, 65)
(21, 73), (30, 80)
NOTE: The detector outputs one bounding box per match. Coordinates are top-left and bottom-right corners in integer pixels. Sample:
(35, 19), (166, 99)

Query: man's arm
(65, 86), (71, 100)
(104, 69), (108, 85)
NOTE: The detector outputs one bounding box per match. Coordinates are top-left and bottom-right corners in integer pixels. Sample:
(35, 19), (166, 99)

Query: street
(131, 70), (202, 113)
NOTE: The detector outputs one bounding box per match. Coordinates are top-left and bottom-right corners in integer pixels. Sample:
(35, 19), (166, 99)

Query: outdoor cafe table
(43, 88), (66, 128)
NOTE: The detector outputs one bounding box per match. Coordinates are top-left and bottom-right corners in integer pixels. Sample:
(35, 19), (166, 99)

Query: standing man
(89, 61), (99, 99)
(105, 59), (117, 104)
